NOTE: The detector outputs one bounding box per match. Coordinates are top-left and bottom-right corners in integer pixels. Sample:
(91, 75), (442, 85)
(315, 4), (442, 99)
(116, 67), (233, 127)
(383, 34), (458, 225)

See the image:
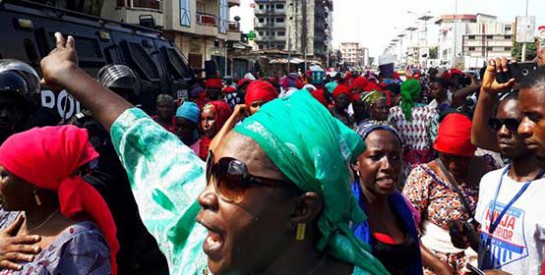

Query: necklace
(26, 209), (61, 234)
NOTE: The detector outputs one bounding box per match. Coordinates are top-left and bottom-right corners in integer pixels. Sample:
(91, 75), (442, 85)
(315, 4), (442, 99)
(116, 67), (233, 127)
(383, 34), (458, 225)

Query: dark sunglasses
(206, 151), (291, 203)
(488, 118), (520, 132)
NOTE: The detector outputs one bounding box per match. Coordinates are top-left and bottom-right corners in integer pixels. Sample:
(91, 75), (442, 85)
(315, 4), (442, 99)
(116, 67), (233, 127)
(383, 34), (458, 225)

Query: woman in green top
(38, 33), (389, 275)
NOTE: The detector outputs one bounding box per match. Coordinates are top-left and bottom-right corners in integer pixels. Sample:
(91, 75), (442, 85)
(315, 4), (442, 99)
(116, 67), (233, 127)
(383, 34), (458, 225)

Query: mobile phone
(466, 263), (486, 275)
(508, 62), (538, 83)
(496, 62), (538, 83)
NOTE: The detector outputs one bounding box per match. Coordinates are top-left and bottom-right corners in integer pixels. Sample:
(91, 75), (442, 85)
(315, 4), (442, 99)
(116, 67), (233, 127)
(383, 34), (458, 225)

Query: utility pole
(521, 0), (529, 61)
(301, 0), (308, 72)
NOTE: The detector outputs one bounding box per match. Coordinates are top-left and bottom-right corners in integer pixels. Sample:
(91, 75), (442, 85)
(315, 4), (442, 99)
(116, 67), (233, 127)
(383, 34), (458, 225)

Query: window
(468, 47), (475, 51)
(505, 25), (512, 32)
(276, 4), (284, 9)
(278, 31), (285, 36)
(276, 17), (284, 23)
(258, 31), (264, 36)
(486, 35), (493, 39)
(504, 47), (511, 51)
(504, 35), (512, 39)
(487, 47), (493, 51)
(259, 4), (263, 9)
(468, 35), (475, 40)
(180, 0), (191, 27)
(258, 18), (264, 23)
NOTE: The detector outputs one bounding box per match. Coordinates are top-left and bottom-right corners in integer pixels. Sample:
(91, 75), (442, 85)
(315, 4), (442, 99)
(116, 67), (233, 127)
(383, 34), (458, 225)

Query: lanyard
(487, 165), (545, 236)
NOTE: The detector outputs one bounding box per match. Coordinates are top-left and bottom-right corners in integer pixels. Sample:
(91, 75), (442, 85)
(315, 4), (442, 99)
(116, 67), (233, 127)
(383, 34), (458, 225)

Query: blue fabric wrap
(351, 179), (424, 275)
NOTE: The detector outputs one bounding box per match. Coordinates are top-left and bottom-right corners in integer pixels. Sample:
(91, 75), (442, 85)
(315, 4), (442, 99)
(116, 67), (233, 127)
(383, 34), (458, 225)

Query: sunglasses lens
(215, 159), (249, 203)
(504, 119), (520, 132)
(488, 119), (501, 131)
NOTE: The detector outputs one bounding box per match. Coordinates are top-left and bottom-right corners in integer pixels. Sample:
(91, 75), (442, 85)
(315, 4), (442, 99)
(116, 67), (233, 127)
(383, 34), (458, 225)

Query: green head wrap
(234, 91), (388, 274)
(400, 79), (422, 121)
(325, 81), (338, 94)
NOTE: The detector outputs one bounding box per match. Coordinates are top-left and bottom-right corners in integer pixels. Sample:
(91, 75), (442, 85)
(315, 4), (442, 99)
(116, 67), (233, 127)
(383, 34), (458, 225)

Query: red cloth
(449, 68), (464, 76)
(205, 78), (223, 89)
(351, 77), (369, 91)
(332, 84), (351, 99)
(237, 78), (252, 87)
(199, 101), (231, 160)
(0, 126), (119, 274)
(245, 80), (278, 107)
(310, 89), (329, 107)
(433, 113), (476, 157)
(363, 82), (382, 92)
(151, 115), (176, 133)
(223, 86), (237, 93)
(393, 71), (400, 80)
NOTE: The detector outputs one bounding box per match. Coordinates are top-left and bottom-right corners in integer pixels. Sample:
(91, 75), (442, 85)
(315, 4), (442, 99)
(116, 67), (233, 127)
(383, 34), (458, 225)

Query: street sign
(516, 16), (536, 43)
(247, 31), (256, 41)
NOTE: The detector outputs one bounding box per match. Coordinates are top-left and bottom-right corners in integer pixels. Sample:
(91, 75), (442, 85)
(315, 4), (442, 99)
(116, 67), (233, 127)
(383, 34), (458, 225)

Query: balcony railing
(117, 0), (163, 12)
(196, 12), (217, 26)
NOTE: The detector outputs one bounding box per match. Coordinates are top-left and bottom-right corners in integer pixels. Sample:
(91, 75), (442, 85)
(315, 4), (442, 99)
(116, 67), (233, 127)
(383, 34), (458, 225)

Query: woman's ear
(289, 192), (323, 224)
(351, 160), (360, 173)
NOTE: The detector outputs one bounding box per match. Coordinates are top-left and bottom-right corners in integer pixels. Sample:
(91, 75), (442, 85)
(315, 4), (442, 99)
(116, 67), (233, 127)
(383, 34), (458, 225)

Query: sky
(230, 0), (545, 58)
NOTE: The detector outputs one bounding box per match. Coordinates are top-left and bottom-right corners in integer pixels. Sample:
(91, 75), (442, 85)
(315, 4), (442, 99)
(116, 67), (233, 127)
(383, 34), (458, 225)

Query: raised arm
(40, 32), (132, 132)
(451, 77), (480, 108)
(471, 58), (515, 151)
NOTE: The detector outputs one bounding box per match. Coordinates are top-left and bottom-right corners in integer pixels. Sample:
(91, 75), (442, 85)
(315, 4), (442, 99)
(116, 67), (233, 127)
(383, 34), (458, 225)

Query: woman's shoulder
(54, 221), (111, 273)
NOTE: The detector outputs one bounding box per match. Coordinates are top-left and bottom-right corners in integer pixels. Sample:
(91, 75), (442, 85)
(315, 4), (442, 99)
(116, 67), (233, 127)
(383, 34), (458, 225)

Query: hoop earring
(296, 223), (306, 241)
(33, 190), (42, 206)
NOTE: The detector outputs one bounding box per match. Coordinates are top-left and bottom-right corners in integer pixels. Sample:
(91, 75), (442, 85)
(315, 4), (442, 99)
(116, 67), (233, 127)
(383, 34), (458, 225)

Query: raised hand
(40, 32), (79, 90)
(481, 57), (515, 95)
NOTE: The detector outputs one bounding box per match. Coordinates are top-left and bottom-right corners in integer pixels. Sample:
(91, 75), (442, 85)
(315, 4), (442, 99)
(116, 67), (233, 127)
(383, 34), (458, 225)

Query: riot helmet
(0, 59), (40, 101)
(97, 64), (141, 97)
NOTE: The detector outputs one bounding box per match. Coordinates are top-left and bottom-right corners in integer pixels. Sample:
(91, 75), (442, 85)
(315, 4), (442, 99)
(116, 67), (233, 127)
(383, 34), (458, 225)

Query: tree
(429, 47), (438, 59)
(512, 41), (537, 61)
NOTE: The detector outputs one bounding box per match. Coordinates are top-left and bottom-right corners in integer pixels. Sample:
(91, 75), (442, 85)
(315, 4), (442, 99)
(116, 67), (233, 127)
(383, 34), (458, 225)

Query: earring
(356, 170), (360, 177)
(33, 190), (42, 206)
(296, 223), (306, 241)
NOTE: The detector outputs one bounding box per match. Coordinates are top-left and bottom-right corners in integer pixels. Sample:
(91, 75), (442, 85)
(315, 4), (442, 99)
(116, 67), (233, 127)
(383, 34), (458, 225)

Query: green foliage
(512, 41), (537, 61)
(429, 47), (438, 59)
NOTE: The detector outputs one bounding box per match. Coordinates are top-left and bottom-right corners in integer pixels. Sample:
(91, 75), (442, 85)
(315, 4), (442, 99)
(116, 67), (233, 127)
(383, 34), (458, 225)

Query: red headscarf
(364, 82), (382, 92)
(0, 126), (119, 274)
(433, 113), (476, 156)
(310, 89), (329, 107)
(351, 77), (369, 91)
(199, 101), (232, 160)
(245, 80), (278, 107)
(223, 86), (237, 94)
(205, 78), (223, 89)
(332, 84), (351, 99)
(237, 78), (253, 88)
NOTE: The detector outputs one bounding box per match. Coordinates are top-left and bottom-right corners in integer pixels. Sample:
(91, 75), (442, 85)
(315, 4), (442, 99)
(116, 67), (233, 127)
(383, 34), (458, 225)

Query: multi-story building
(462, 22), (514, 59)
(254, 0), (333, 58)
(435, 13), (513, 67)
(340, 42), (365, 66)
(102, 0), (242, 74)
(254, 0), (287, 50)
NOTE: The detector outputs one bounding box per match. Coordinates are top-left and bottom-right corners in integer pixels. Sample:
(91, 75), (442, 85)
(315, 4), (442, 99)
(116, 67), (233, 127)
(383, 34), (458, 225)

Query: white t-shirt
(475, 168), (545, 274)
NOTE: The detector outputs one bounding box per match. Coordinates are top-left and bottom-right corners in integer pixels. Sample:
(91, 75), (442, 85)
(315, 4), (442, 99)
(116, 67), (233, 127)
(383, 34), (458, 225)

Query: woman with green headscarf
(388, 79), (439, 178)
(38, 32), (389, 275)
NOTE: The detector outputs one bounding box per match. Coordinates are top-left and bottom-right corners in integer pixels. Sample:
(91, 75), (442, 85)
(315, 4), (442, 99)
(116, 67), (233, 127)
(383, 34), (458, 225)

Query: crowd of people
(0, 32), (545, 275)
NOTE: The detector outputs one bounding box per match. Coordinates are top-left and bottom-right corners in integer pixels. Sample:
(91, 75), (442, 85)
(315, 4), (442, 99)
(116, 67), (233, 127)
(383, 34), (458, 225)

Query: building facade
(254, 0), (333, 58)
(340, 42), (366, 66)
(101, 0), (242, 75)
(435, 13), (513, 67)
